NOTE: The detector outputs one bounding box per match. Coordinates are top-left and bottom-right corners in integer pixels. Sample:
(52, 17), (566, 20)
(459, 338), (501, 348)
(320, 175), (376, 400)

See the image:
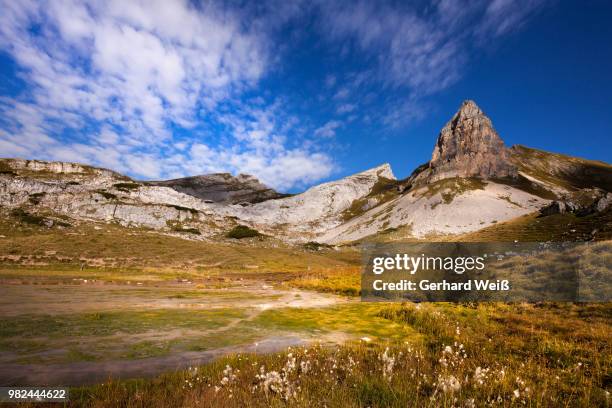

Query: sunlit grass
(44, 302), (611, 408)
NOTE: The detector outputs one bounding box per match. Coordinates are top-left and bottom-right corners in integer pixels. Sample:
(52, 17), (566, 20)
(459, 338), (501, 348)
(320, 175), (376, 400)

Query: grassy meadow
(0, 211), (610, 407)
(16, 302), (610, 407)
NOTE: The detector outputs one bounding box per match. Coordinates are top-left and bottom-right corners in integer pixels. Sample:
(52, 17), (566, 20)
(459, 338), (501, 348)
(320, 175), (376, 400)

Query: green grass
(166, 220), (201, 234)
(0, 309), (245, 339)
(123, 341), (174, 359)
(455, 210), (612, 242)
(491, 175), (558, 200)
(288, 266), (361, 296)
(0, 213), (360, 274)
(0, 307), (252, 363)
(250, 303), (422, 343)
(9, 208), (47, 226)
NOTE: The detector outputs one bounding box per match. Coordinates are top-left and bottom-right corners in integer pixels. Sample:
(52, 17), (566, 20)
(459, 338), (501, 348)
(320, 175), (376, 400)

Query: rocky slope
(321, 178), (548, 243)
(147, 173), (287, 204)
(0, 158), (231, 237)
(0, 158), (397, 242)
(225, 164), (396, 238)
(1, 100), (610, 244)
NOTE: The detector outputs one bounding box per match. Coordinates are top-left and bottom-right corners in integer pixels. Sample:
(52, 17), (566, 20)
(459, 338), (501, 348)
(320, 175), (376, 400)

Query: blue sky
(0, 0), (611, 192)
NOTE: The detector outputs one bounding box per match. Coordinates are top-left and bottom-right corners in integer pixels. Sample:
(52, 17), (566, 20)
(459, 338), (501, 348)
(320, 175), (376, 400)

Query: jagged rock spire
(415, 100), (517, 183)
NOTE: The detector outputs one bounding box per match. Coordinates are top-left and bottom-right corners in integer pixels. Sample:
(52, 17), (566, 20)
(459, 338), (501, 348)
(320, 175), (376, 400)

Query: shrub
(303, 241), (332, 251)
(96, 190), (117, 200)
(10, 208), (46, 225)
(170, 205), (198, 214)
(0, 161), (16, 175)
(226, 225), (261, 239)
(113, 182), (141, 192)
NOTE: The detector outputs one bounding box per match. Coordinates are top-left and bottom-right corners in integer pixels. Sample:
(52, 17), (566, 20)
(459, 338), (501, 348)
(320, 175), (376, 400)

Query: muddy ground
(0, 278), (361, 386)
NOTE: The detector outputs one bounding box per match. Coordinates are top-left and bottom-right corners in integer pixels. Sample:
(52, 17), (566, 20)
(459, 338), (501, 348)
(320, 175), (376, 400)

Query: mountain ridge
(1, 100), (610, 244)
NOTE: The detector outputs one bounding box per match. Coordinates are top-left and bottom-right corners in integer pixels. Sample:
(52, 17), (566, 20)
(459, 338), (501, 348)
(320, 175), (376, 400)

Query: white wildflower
(219, 365), (237, 387)
(379, 347), (396, 381)
(437, 375), (461, 393)
(473, 366), (490, 386)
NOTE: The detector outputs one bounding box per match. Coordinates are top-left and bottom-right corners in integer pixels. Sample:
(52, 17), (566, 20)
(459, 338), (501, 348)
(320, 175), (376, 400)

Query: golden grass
(0, 213), (360, 276)
(22, 302), (608, 408)
(287, 266), (361, 296)
(453, 211), (612, 242)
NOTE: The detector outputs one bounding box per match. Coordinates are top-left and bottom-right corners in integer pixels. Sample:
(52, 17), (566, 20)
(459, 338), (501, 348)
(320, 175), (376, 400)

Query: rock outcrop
(413, 100), (517, 184)
(0, 158), (127, 181)
(539, 190), (612, 217)
(148, 173), (286, 204)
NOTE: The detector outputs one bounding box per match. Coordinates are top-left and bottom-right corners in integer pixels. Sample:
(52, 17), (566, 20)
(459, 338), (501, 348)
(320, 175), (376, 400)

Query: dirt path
(0, 281), (350, 316)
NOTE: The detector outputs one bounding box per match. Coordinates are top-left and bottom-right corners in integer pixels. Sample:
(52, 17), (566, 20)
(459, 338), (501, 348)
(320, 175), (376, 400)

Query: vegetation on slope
(510, 145), (612, 192)
(454, 209), (612, 242)
(341, 177), (400, 221)
(226, 225), (262, 239)
(416, 177), (487, 204)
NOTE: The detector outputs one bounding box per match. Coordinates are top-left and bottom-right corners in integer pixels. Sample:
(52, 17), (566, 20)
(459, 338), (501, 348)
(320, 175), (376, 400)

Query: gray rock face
(414, 100), (517, 183)
(148, 173), (285, 204)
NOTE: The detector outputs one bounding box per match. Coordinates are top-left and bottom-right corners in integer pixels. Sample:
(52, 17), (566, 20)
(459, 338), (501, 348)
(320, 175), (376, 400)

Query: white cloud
(325, 74), (337, 88)
(0, 0), (333, 190)
(0, 0), (549, 187)
(314, 120), (343, 138)
(317, 0), (547, 96)
(476, 0), (549, 39)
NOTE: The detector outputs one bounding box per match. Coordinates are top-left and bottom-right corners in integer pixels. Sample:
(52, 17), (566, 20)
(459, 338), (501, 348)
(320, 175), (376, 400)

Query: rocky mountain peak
(359, 163), (395, 180)
(415, 100), (517, 183)
(453, 99), (486, 121)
